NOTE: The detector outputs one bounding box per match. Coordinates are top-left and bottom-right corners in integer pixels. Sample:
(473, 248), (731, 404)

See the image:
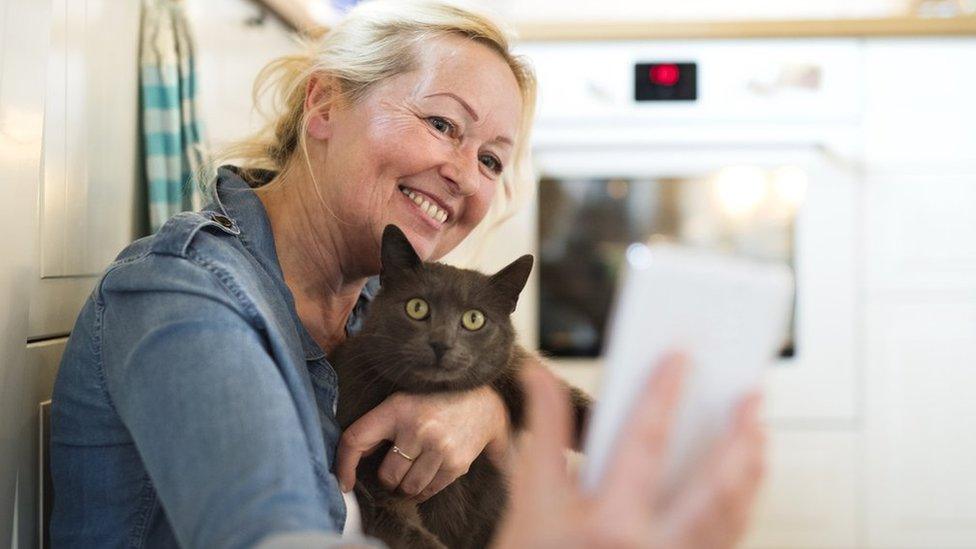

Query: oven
(467, 39), (864, 423)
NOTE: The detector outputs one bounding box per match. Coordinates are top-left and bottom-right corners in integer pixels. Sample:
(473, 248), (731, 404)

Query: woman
(50, 1), (764, 547)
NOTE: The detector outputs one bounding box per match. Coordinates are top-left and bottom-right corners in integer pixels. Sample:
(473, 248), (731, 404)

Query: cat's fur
(332, 225), (590, 549)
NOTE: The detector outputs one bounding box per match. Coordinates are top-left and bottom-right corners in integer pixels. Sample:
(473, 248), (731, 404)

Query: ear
(489, 255), (534, 313)
(380, 225), (421, 285)
(305, 73), (338, 140)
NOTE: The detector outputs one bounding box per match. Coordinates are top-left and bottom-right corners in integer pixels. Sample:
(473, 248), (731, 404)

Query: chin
(395, 224), (439, 261)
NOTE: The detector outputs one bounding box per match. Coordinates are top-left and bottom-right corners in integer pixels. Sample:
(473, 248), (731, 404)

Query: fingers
(336, 402), (397, 492)
(718, 393), (767, 528)
(663, 391), (767, 549)
(384, 445), (441, 497)
(730, 392), (765, 488)
(601, 353), (687, 502)
(416, 468), (459, 502)
(520, 367), (573, 485)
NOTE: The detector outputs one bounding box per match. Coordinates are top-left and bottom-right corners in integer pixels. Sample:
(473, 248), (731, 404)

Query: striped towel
(140, 0), (206, 232)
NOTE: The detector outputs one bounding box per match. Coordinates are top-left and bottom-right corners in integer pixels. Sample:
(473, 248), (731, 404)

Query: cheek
(430, 181), (498, 259)
(469, 182), (497, 224)
(334, 123), (439, 218)
(366, 114), (443, 175)
(456, 180), (497, 233)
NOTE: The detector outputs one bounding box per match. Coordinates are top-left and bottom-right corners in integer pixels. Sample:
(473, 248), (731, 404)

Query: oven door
(490, 140), (859, 423)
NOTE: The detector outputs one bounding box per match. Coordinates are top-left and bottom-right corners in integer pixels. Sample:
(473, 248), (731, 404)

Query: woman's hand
(492, 355), (766, 549)
(336, 386), (511, 501)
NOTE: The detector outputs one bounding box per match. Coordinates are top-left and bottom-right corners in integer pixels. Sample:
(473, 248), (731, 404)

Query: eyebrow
(424, 92), (514, 147)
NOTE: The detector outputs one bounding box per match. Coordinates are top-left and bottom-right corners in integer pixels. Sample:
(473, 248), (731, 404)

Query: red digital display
(649, 64), (680, 86)
(636, 62), (696, 101)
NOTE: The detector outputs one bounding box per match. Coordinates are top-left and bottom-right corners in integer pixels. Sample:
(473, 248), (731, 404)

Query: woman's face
(307, 35), (523, 268)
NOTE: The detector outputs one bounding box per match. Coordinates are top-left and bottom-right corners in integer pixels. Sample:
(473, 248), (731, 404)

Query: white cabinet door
(861, 37), (976, 548)
(31, 0), (142, 339)
(743, 430), (861, 549)
(865, 298), (976, 549)
(865, 173), (976, 293)
(864, 39), (976, 172)
(0, 0), (52, 546)
(863, 168), (976, 548)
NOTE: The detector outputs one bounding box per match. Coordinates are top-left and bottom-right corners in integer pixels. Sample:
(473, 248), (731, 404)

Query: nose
(429, 341), (452, 361)
(439, 147), (480, 197)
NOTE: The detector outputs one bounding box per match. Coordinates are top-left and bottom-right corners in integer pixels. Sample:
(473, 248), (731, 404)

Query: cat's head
(354, 225), (533, 393)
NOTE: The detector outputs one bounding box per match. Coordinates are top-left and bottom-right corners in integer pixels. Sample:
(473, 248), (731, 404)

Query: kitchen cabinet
(861, 171), (976, 548)
(864, 299), (976, 548)
(863, 39), (976, 171)
(865, 173), (976, 293)
(483, 0), (909, 24)
(861, 39), (976, 549)
(1, 0), (53, 546)
(2, 0), (141, 546)
(744, 432), (861, 549)
(32, 0), (143, 339)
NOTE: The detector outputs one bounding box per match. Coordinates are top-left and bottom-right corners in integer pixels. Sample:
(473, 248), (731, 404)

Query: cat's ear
(489, 255), (534, 313)
(380, 225), (421, 283)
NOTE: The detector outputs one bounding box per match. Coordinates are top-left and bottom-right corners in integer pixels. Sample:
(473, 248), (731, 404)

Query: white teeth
(399, 186), (449, 225)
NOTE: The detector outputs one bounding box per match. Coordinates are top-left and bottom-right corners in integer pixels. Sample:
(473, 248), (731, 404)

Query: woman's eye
(427, 116), (455, 136)
(461, 309), (485, 331)
(405, 298), (430, 320)
(479, 154), (503, 174)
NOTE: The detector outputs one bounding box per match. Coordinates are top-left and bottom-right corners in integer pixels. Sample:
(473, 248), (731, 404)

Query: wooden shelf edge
(514, 16), (976, 41)
(249, 3), (976, 42)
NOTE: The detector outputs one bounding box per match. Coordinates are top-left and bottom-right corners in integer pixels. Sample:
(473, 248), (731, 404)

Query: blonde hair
(210, 0), (537, 236)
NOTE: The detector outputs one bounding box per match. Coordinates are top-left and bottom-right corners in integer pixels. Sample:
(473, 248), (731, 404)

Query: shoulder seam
(150, 211), (240, 258)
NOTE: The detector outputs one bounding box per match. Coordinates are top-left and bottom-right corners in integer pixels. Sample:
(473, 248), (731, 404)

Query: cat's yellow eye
(461, 309), (485, 331)
(405, 298), (430, 320)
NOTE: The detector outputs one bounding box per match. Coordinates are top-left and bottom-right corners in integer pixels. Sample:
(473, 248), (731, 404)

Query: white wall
(186, 0), (303, 152)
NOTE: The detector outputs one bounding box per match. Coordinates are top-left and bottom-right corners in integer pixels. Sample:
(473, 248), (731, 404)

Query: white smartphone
(580, 243), (793, 496)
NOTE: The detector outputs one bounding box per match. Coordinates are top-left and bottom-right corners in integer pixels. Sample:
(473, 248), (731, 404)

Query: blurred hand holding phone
(581, 243), (793, 496)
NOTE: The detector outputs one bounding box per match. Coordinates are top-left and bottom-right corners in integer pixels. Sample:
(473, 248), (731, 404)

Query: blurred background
(2, 0), (975, 547)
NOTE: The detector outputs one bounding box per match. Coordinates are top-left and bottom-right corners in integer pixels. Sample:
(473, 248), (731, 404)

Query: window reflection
(538, 169), (801, 359)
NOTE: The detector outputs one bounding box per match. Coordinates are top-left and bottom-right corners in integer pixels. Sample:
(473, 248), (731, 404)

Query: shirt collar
(207, 166), (378, 361)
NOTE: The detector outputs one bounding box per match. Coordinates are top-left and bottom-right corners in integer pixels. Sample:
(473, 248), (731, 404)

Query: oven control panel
(635, 62), (697, 101)
(520, 41), (863, 125)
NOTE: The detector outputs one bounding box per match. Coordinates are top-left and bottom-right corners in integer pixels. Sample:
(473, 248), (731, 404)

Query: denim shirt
(51, 167), (380, 548)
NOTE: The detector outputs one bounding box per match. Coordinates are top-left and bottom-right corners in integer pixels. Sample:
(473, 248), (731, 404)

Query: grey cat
(332, 225), (590, 549)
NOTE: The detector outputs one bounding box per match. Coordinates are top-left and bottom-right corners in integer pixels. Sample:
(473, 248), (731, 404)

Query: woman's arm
(99, 255), (342, 547)
(335, 385), (511, 502)
(334, 351), (592, 502)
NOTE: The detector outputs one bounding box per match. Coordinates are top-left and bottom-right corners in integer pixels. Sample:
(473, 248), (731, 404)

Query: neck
(257, 166), (370, 352)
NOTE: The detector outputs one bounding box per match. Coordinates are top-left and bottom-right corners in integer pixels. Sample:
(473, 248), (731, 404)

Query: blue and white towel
(140, 0), (206, 232)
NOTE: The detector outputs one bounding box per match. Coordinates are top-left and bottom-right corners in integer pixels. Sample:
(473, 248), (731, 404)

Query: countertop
(515, 16), (976, 41)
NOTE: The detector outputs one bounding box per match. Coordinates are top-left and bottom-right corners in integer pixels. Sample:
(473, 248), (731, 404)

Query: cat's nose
(429, 341), (452, 361)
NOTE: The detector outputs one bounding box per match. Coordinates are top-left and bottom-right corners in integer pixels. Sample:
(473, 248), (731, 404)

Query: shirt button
(212, 214), (234, 229)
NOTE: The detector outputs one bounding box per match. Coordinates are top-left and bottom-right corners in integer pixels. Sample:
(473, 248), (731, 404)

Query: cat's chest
(332, 340), (397, 428)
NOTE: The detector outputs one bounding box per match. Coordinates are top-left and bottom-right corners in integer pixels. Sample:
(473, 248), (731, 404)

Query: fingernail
(340, 481), (349, 493)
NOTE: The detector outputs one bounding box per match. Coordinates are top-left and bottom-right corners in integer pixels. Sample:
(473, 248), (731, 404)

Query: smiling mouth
(398, 185), (450, 225)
